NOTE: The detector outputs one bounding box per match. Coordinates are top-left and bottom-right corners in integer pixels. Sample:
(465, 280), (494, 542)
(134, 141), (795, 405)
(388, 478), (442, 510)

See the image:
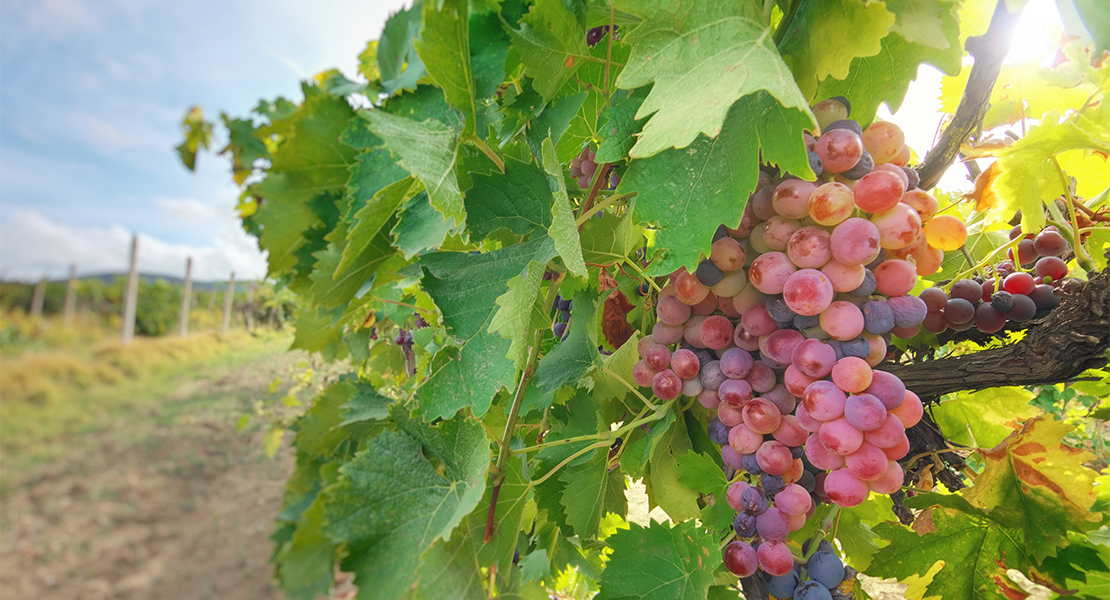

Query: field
(0, 331), (340, 600)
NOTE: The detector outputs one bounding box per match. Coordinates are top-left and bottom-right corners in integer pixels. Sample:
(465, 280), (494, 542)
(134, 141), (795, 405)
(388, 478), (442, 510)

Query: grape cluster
(394, 329), (415, 375)
(570, 147), (620, 190)
(725, 537), (854, 599)
(552, 294), (573, 340)
(586, 25), (617, 47)
(633, 100), (937, 582)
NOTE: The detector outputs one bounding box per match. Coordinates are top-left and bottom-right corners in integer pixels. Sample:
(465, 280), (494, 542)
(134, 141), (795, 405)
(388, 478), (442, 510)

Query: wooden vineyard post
(63, 264), (77, 329)
(121, 234), (139, 345)
(179, 257), (193, 337)
(222, 272), (236, 333)
(29, 278), (46, 322)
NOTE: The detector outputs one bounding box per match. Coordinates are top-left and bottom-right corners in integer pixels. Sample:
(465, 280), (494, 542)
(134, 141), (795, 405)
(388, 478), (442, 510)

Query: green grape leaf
(559, 450), (627, 538)
(469, 9), (511, 99)
(274, 500), (335, 600)
(586, 329), (642, 403)
(412, 533), (486, 600)
(594, 89), (648, 164)
(620, 409), (676, 479)
(533, 287), (601, 392)
(676, 451), (728, 495)
(255, 193), (321, 277)
(834, 494), (897, 571)
(931, 387), (1040, 448)
(647, 417), (700, 521)
(308, 226), (395, 308)
(869, 504), (1034, 600)
(595, 520), (716, 600)
(488, 259), (548, 367)
(338, 378), (393, 426)
(1032, 540), (1110, 593)
(415, 0), (478, 136)
(340, 176), (416, 277)
(465, 157), (552, 241)
(364, 109), (465, 226)
(777, 0), (896, 100)
(175, 105), (212, 172)
(417, 238), (558, 419)
(885, 0), (955, 50)
(507, 0), (588, 101)
(579, 211), (641, 267)
(612, 0), (811, 158)
(1074, 0), (1110, 53)
(325, 415), (489, 600)
(392, 191), (454, 259)
(541, 138), (587, 278)
(518, 549), (549, 584)
(816, 16), (961, 127)
(555, 40), (633, 163)
(537, 392), (605, 467)
(619, 92), (812, 275)
(525, 92), (587, 163)
(295, 381), (353, 459)
(378, 2), (427, 95)
(291, 305), (345, 354)
(962, 416), (1103, 562)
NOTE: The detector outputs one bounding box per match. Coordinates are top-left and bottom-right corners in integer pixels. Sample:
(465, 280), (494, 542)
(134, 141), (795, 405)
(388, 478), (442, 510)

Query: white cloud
(0, 209), (267, 282)
(155, 196), (229, 225)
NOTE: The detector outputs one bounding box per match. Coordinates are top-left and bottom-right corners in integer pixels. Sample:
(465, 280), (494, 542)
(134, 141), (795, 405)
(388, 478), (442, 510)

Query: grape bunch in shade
(552, 294), (572, 341)
(726, 537), (856, 600)
(570, 147), (620, 191)
(633, 98), (934, 583)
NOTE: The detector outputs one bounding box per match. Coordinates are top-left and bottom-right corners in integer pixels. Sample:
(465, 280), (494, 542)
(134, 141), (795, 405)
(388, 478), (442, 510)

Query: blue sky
(0, 0), (408, 281)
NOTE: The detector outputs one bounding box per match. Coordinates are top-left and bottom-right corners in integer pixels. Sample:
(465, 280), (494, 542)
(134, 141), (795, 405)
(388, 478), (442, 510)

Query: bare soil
(0, 339), (307, 600)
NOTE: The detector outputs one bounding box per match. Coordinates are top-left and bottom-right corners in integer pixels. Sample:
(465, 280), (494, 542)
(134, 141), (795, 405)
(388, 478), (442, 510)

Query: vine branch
(917, 0), (1023, 190)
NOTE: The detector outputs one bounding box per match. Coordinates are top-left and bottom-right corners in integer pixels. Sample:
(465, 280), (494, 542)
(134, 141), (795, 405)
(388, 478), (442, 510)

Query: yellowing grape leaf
(777, 0), (897, 100)
(885, 0), (955, 50)
(932, 387), (1041, 448)
(612, 0), (811, 158)
(963, 416), (1103, 563)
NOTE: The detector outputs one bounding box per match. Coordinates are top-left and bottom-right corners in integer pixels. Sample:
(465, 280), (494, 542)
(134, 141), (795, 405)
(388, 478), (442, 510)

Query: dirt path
(0, 337), (313, 600)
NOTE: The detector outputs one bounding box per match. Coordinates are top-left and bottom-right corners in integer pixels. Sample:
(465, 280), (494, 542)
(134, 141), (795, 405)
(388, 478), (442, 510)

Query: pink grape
(821, 260), (867, 292)
(864, 370), (906, 410)
(871, 203), (922, 249)
(782, 269), (836, 316)
(784, 458), (806, 486)
(883, 435), (910, 460)
(891, 390), (923, 427)
(670, 349), (700, 379)
(772, 180), (817, 219)
(786, 511), (807, 532)
(763, 384), (797, 415)
(643, 344), (671, 371)
(755, 507), (790, 541)
(760, 328), (806, 364)
(711, 236), (747, 271)
(820, 301), (865, 340)
(750, 185), (778, 220)
(683, 316), (706, 347)
(844, 393), (887, 431)
(726, 480), (751, 511)
(1035, 256), (1068, 281)
(787, 226), (833, 268)
(700, 360), (726, 390)
(635, 334), (657, 356)
(747, 361), (777, 393)
(720, 348), (754, 379)
(741, 303), (778, 337)
(831, 356), (872, 393)
(873, 162), (909, 186)
(869, 460), (904, 494)
(633, 360), (656, 387)
(888, 295), (928, 328)
(819, 417), (865, 455)
(808, 182), (856, 226)
(874, 259), (917, 296)
(699, 315), (735, 349)
(652, 321), (684, 345)
(922, 311), (947, 333)
(1004, 272), (1036, 295)
(763, 216), (802, 251)
(756, 440), (794, 475)
(775, 484), (813, 516)
(975, 303), (1007, 333)
(831, 218), (882, 265)
(734, 323), (761, 351)
(795, 402), (824, 433)
(1034, 230), (1068, 257)
(656, 294), (691, 326)
(902, 189), (939, 222)
(853, 170), (906, 214)
(845, 441), (888, 481)
(732, 282), (764, 315)
(718, 402), (743, 427)
(802, 380), (847, 421)
(749, 252), (797, 294)
(792, 338), (836, 378)
(698, 389), (721, 410)
(743, 398), (782, 434)
(815, 129), (864, 173)
(824, 468), (869, 507)
(681, 377), (703, 397)
(863, 333), (888, 367)
(719, 378), (754, 407)
(691, 292), (719, 316)
(772, 415), (808, 447)
(652, 369), (682, 400)
(784, 364), (819, 396)
(674, 269), (710, 305)
(919, 287), (948, 311)
(757, 541), (795, 577)
(862, 121), (906, 164)
(805, 432), (846, 470)
(729, 422), (764, 455)
(723, 541), (759, 577)
(717, 293), (744, 318)
(865, 413), (907, 448)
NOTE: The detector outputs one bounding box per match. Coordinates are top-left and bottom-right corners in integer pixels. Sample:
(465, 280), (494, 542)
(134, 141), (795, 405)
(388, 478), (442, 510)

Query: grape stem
(466, 134), (505, 174)
(574, 192), (636, 227)
(601, 364), (659, 411)
(485, 274), (562, 543)
(943, 236), (1022, 291)
(1050, 156), (1096, 272)
(577, 162), (613, 224)
(620, 257), (663, 294)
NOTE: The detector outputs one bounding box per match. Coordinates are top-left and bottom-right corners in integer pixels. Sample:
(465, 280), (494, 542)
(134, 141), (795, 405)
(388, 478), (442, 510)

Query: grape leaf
(325, 414), (489, 600)
(488, 258), (548, 367)
(556, 40), (633, 163)
(594, 89), (648, 164)
(274, 500), (335, 600)
(619, 92), (812, 276)
(308, 226), (395, 308)
(961, 416), (1103, 562)
(885, 0), (955, 50)
(255, 194), (322, 277)
(620, 410), (676, 479)
(338, 378), (393, 426)
(525, 91), (587, 163)
(340, 176), (416, 278)
(1074, 0), (1110, 53)
(777, 0), (896, 100)
(295, 381), (354, 459)
(595, 520), (716, 600)
(580, 211), (641, 267)
(541, 138), (587, 278)
(506, 0), (588, 101)
(675, 451), (728, 495)
(612, 0), (811, 158)
(869, 504), (1034, 600)
(533, 287), (601, 392)
(291, 305), (345, 354)
(364, 109), (466, 226)
(646, 412), (699, 521)
(536, 392), (605, 467)
(392, 191), (454, 259)
(586, 329), (642, 403)
(464, 157), (553, 241)
(412, 533), (485, 600)
(378, 2), (426, 96)
(417, 238), (558, 419)
(469, 9), (511, 99)
(1030, 539), (1110, 590)
(931, 387), (1040, 448)
(560, 449), (628, 538)
(415, 0), (478, 136)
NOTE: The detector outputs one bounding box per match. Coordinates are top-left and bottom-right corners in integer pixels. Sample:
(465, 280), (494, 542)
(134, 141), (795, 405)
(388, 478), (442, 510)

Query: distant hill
(1, 273), (254, 292)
